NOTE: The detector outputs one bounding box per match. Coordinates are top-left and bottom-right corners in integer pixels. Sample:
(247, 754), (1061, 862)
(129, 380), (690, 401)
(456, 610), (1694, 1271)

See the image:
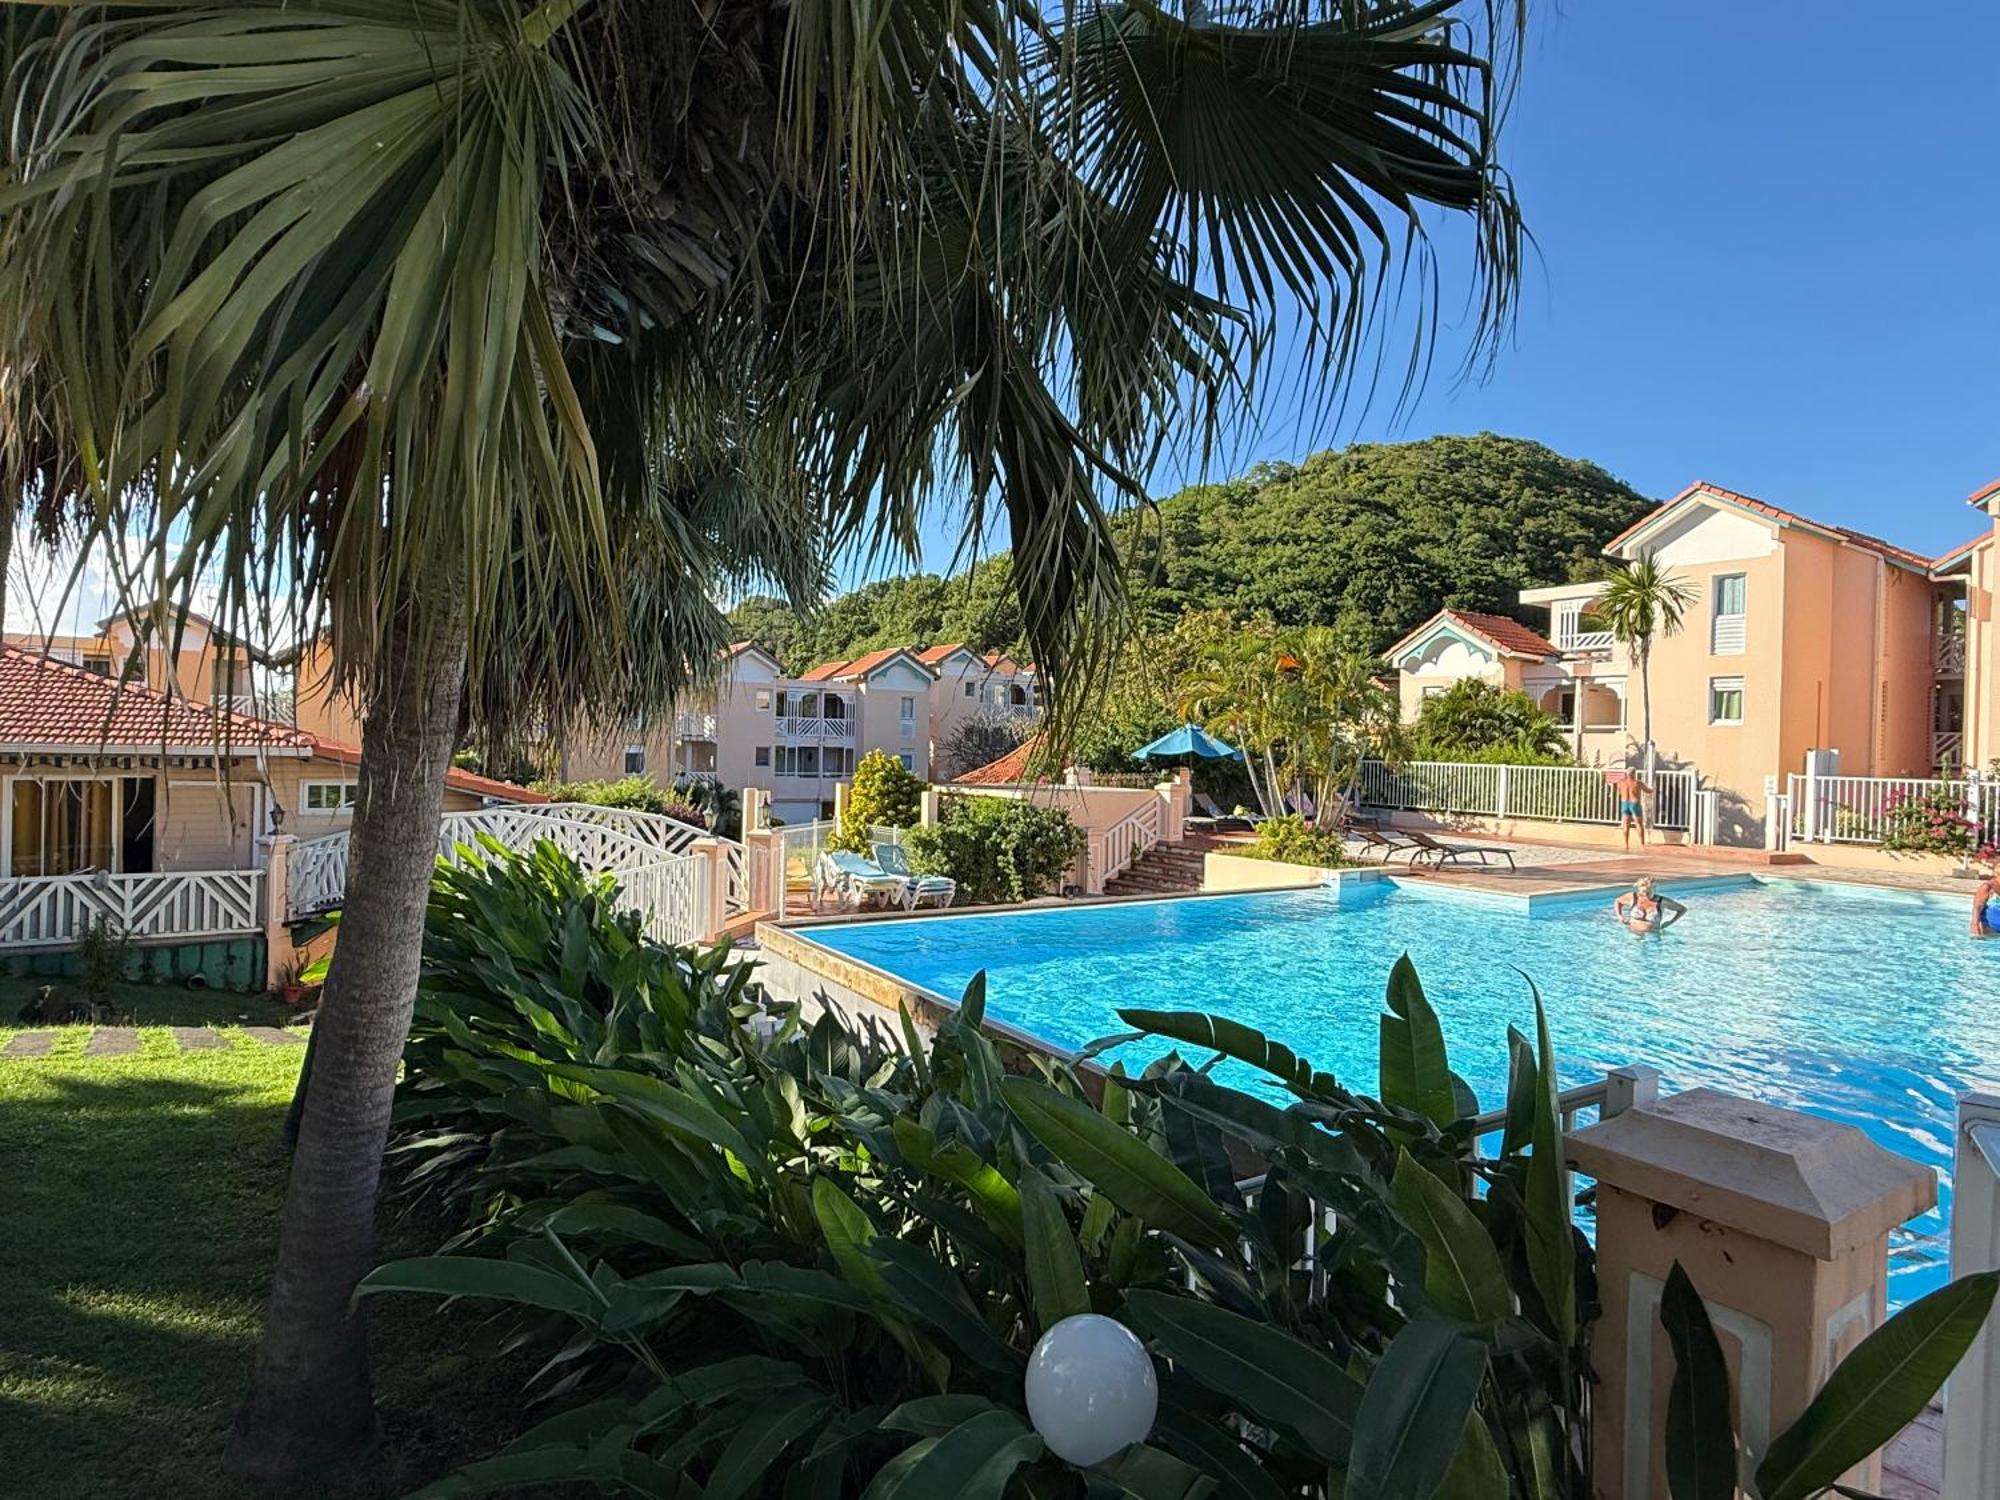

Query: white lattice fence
(0, 869), (264, 948)
(615, 855), (712, 947)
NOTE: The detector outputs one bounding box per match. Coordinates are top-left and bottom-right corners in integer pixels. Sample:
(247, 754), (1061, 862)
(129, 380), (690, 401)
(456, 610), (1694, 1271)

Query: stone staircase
(1103, 842), (1205, 897)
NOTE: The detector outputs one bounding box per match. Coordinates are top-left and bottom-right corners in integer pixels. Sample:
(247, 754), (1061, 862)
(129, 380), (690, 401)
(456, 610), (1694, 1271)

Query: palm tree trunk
(1639, 640), (1655, 777)
(226, 599), (467, 1477)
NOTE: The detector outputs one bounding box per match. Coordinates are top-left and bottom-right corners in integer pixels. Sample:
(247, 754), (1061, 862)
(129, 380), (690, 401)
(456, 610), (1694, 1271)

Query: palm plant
(1596, 556), (1698, 772)
(0, 0), (1525, 1474)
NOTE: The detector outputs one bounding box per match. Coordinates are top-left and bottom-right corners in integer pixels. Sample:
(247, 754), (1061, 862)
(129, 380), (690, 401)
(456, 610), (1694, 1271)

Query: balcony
(676, 711), (718, 739)
(777, 715), (855, 741)
(1553, 627), (1614, 654)
(1937, 629), (1967, 676)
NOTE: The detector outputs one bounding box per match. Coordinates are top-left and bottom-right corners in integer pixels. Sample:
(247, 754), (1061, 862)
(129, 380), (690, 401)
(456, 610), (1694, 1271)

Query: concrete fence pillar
(688, 838), (732, 941)
(1569, 1089), (1935, 1500)
(1158, 769), (1191, 843)
(742, 827), (782, 917)
(919, 787), (941, 827)
(259, 834), (297, 992)
(742, 786), (770, 834)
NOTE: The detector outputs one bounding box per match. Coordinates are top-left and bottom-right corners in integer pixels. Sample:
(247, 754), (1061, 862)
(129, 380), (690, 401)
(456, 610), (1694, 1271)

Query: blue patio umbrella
(1132, 723), (1244, 762)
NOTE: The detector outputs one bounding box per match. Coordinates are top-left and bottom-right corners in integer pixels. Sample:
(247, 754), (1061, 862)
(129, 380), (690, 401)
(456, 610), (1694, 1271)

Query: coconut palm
(0, 0), (1525, 1473)
(1596, 554), (1699, 772)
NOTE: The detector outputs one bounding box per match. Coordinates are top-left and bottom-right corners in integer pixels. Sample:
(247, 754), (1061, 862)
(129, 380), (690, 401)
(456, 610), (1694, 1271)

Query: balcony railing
(675, 711), (718, 739)
(1554, 627), (1614, 654)
(777, 716), (855, 740)
(1937, 629), (1967, 675)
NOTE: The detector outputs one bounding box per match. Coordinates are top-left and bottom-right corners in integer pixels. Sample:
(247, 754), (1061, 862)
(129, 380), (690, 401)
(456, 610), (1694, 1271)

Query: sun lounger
(873, 842), (957, 909)
(1397, 829), (1517, 870)
(815, 851), (907, 907)
(1350, 828), (1428, 865)
(1192, 791), (1258, 831)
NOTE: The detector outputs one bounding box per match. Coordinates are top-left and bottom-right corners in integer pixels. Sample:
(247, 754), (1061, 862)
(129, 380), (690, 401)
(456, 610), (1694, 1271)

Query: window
(900, 695), (917, 736)
(898, 752), (915, 772)
(303, 781), (359, 813)
(1709, 676), (1745, 725)
(624, 745), (646, 775)
(81, 654), (112, 676)
(755, 690), (772, 712)
(1421, 684), (1447, 701)
(963, 681), (975, 697)
(754, 746), (771, 767)
(8, 778), (118, 876)
(1711, 573), (1747, 654)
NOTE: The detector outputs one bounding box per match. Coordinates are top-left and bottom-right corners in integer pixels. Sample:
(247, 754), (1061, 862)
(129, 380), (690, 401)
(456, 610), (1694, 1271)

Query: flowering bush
(1880, 786), (1993, 859)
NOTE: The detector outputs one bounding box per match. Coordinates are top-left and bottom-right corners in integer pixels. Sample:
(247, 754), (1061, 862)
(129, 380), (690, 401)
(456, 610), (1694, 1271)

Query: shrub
(1880, 785), (1994, 860)
(1239, 811), (1348, 868)
(673, 775), (742, 839)
(369, 894), (1994, 1499)
(74, 916), (131, 1003)
(830, 748), (925, 852)
(903, 794), (1084, 903)
(531, 773), (704, 824)
(1411, 678), (1571, 763)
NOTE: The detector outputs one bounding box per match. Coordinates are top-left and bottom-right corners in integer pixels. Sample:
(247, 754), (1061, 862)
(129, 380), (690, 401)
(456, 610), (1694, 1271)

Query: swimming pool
(799, 876), (2000, 1305)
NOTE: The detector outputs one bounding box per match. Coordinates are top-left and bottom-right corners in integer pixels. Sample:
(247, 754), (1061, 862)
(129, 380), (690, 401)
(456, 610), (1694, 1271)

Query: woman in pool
(1970, 870), (2000, 937)
(1613, 877), (1685, 933)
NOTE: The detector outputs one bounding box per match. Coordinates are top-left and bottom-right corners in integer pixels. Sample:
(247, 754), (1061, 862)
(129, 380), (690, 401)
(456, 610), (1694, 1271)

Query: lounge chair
(1349, 828), (1428, 865)
(815, 851), (906, 908)
(873, 842), (957, 909)
(1191, 791), (1258, 832)
(1397, 828), (1517, 871)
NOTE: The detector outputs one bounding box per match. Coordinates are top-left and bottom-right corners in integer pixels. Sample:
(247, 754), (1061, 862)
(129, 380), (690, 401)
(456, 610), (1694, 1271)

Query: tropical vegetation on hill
(729, 435), (1655, 670)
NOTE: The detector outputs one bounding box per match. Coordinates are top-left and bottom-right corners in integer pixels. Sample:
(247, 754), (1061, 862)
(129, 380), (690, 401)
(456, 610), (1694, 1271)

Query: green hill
(730, 433), (1656, 668)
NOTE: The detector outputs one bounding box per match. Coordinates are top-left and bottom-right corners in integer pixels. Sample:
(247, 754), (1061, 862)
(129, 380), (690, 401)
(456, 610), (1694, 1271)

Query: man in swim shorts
(1613, 876), (1684, 933)
(1612, 768), (1648, 853)
(1971, 868), (2000, 938)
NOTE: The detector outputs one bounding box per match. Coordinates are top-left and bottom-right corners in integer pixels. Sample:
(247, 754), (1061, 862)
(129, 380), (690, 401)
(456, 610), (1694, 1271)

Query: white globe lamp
(1024, 1313), (1158, 1468)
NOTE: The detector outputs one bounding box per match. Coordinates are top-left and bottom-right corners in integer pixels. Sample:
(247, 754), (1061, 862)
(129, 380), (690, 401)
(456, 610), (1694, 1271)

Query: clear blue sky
(897, 0), (2000, 578)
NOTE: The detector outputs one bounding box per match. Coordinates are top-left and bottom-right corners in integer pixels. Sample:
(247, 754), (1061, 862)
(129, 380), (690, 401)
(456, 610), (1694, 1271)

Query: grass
(0, 1016), (531, 1498)
(0, 974), (293, 1031)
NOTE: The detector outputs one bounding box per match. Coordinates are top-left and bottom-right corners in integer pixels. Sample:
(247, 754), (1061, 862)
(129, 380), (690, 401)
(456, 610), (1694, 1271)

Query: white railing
(615, 853), (712, 947)
(1935, 732), (1966, 771)
(675, 711), (718, 739)
(218, 692), (262, 718)
(1556, 627), (1616, 653)
(1944, 1092), (2000, 1499)
(777, 716), (855, 740)
(1094, 799), (1162, 888)
(1785, 772), (2000, 847)
(0, 868), (264, 949)
(286, 802), (746, 922)
(1355, 760), (1697, 832)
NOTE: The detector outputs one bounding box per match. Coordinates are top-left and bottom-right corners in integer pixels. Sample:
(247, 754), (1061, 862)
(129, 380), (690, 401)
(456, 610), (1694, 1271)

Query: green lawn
(1, 974), (294, 1031)
(0, 1005), (532, 1499)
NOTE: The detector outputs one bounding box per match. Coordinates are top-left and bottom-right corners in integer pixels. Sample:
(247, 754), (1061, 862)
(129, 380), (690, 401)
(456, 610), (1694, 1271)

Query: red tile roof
(1387, 610), (1557, 662)
(917, 642), (972, 666)
(0, 647), (316, 752)
(0, 647), (543, 801)
(307, 739), (545, 802)
(798, 646), (928, 682)
(796, 658), (849, 681)
(1608, 482), (1932, 571)
(955, 734), (1044, 785)
(1933, 532), (1992, 571)
(1969, 477), (2000, 508)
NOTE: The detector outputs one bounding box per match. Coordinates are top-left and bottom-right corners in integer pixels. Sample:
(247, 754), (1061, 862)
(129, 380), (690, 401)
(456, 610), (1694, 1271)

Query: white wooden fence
(1355, 761), (1698, 832)
(285, 802), (744, 942)
(0, 869), (264, 949)
(1785, 771), (2000, 848)
(1092, 798), (1162, 888)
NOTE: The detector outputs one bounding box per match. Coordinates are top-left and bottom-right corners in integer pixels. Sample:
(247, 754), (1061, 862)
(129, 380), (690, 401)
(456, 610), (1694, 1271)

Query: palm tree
(0, 0), (1526, 1474)
(1596, 555), (1699, 773)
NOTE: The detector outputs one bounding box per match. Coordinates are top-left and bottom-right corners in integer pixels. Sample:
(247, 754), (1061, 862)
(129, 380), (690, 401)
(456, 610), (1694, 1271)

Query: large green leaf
(1390, 1149), (1510, 1324)
(1659, 1263), (1738, 1500)
(1379, 954), (1456, 1128)
(1345, 1318), (1489, 1500)
(861, 1409), (1044, 1500)
(1755, 1270), (2000, 1500)
(1094, 1442), (1220, 1498)
(1432, 1410), (1510, 1500)
(1001, 1077), (1235, 1248)
(703, 1389), (834, 1500)
(355, 1255), (598, 1321)
(1522, 990), (1576, 1345)
(1125, 1291), (1360, 1463)
(1116, 1008), (1336, 1095)
(1020, 1170), (1091, 1327)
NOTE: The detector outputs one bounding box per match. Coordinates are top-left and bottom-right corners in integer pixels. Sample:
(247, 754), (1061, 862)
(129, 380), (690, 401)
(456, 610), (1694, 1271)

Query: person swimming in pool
(1612, 768), (1648, 853)
(1971, 870), (2000, 938)
(1613, 877), (1685, 933)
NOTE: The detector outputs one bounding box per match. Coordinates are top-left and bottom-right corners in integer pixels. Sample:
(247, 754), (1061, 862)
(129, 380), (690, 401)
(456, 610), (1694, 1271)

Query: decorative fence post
(1495, 763), (1512, 822)
(1569, 1090), (1935, 1500)
(260, 834), (296, 991)
(1944, 1092), (2000, 1499)
(1965, 769), (1984, 846)
(688, 838), (730, 942)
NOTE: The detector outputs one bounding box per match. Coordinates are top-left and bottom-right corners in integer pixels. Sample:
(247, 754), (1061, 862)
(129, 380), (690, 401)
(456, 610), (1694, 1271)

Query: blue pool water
(802, 877), (2000, 1305)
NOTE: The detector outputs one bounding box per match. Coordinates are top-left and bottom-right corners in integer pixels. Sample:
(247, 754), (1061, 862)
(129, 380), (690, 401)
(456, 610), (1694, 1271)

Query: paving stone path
(0, 1024), (308, 1060)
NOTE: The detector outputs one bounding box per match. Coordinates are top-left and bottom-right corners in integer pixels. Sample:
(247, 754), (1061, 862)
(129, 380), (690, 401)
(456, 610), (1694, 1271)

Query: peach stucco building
(1391, 480), (1976, 844)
